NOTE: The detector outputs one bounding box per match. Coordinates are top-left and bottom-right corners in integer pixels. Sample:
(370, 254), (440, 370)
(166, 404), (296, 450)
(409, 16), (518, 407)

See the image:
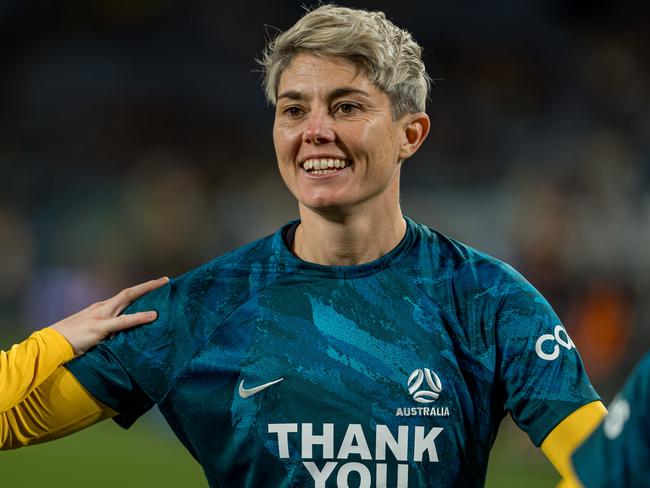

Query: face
(273, 53), (423, 216)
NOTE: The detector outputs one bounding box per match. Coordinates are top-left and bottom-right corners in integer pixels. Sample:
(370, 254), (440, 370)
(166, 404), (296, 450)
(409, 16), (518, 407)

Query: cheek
(273, 127), (298, 190)
(273, 123), (301, 160)
(272, 122), (283, 154)
(355, 124), (399, 168)
(357, 119), (394, 148)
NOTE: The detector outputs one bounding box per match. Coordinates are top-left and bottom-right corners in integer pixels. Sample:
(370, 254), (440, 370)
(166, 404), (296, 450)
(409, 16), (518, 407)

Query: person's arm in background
(0, 277), (168, 448)
(556, 351), (650, 488)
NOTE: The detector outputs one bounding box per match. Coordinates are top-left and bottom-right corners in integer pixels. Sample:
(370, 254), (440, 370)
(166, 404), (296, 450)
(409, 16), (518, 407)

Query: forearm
(1, 366), (116, 449)
(0, 328), (74, 412)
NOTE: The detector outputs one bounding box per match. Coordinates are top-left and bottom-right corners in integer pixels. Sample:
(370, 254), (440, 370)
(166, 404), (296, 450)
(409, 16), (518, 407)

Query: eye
(334, 103), (359, 115)
(283, 106), (304, 119)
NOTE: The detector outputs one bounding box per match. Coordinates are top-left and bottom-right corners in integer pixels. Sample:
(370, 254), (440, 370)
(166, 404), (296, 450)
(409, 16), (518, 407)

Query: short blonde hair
(259, 4), (431, 119)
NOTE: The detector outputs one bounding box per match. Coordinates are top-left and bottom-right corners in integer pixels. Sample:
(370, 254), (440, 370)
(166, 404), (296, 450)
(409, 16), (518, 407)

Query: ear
(398, 112), (430, 160)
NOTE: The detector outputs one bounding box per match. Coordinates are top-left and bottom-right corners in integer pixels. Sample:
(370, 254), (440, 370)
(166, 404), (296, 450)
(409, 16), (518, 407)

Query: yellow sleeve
(541, 400), (607, 487)
(1, 365), (117, 449)
(0, 328), (74, 412)
(0, 328), (117, 449)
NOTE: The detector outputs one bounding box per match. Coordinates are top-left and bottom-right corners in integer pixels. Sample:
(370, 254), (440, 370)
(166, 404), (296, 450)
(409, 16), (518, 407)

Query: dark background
(1, 1), (649, 484)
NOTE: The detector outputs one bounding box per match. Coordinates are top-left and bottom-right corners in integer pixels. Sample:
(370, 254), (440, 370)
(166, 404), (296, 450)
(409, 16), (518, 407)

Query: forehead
(277, 53), (380, 99)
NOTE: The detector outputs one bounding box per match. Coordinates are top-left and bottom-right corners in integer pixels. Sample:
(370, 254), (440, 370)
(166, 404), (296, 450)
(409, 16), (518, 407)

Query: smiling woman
(272, 52), (430, 266)
(2, 5), (606, 488)
(273, 54), (411, 197)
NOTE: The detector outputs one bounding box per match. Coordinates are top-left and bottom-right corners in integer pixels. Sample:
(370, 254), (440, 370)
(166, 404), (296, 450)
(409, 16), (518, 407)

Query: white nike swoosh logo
(238, 378), (284, 398)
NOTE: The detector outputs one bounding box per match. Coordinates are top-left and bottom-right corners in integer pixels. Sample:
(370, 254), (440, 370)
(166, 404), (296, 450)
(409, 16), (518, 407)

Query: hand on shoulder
(50, 277), (169, 356)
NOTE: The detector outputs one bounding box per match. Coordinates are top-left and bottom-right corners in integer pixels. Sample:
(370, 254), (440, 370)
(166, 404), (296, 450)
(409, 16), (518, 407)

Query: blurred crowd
(1, 0), (649, 398)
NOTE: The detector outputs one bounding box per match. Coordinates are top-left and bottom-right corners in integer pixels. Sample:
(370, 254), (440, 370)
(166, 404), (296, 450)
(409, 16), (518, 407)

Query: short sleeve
(496, 268), (600, 446)
(65, 343), (154, 428)
(66, 281), (179, 428)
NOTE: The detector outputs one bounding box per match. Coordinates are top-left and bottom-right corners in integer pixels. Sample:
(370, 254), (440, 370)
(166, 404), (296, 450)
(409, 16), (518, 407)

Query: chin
(302, 201), (358, 220)
(300, 193), (337, 208)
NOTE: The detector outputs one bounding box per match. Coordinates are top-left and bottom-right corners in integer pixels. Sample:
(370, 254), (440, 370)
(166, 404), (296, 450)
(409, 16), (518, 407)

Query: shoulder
(78, 227), (293, 399)
(150, 225), (293, 308)
(622, 351), (650, 406)
(407, 220), (560, 352)
(117, 226), (293, 348)
(634, 351), (650, 377)
(408, 219), (534, 302)
(173, 228), (285, 290)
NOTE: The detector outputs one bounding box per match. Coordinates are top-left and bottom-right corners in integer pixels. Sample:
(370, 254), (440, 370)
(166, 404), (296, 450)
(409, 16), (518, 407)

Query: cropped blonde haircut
(259, 4), (431, 119)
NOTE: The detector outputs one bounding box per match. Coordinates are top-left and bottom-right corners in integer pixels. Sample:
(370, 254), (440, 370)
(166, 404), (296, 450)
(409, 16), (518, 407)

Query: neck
(292, 201), (406, 266)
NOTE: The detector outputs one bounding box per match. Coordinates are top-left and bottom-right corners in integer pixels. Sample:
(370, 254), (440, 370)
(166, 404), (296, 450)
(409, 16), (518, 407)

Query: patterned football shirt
(67, 217), (599, 487)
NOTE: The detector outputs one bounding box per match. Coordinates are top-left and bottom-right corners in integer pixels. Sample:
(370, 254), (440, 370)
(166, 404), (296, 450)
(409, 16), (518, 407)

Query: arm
(0, 328), (74, 412)
(0, 277), (167, 413)
(556, 352), (650, 488)
(0, 277), (168, 448)
(484, 263), (602, 470)
(1, 365), (115, 449)
(541, 400), (607, 485)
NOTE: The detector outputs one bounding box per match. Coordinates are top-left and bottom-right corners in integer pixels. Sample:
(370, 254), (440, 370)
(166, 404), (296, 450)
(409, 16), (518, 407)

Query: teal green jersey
(572, 352), (650, 487)
(66, 217), (599, 487)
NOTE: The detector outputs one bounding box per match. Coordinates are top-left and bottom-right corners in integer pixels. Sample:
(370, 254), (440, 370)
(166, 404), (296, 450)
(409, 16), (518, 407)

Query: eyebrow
(276, 87), (371, 103)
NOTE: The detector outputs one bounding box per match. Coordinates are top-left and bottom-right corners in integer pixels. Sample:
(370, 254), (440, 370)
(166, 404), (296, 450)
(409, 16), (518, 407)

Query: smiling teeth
(302, 158), (348, 171)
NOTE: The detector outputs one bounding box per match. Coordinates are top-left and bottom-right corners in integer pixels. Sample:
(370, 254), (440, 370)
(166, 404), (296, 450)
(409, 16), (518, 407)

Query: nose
(303, 109), (335, 145)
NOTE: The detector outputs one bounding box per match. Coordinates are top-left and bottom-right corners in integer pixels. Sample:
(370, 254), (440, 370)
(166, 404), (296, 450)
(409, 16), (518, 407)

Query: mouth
(301, 158), (352, 175)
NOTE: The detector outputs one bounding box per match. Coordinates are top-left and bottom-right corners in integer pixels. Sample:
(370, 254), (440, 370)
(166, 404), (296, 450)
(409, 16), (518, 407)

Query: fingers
(108, 276), (169, 315)
(105, 311), (159, 333)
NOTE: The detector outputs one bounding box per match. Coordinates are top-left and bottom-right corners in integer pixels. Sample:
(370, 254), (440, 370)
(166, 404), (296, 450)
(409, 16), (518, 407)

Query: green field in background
(2, 411), (558, 487)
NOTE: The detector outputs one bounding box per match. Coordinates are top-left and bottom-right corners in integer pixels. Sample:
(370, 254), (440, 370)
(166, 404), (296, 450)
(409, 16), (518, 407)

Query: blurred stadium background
(1, 0), (648, 485)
